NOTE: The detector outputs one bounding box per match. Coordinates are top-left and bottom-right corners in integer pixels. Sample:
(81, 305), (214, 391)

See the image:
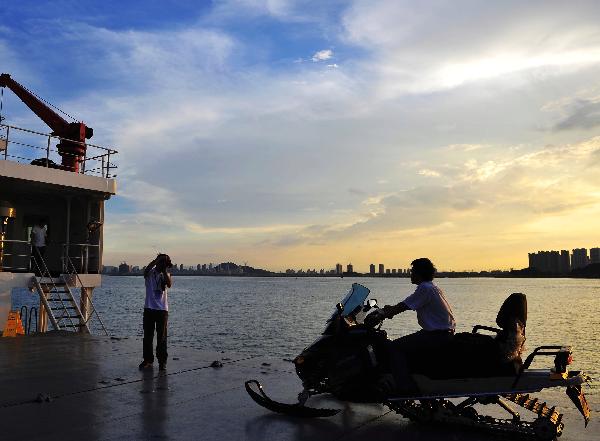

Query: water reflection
(140, 371), (169, 439)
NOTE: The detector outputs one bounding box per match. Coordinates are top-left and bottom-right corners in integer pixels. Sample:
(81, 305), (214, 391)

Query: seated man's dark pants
(143, 308), (168, 364)
(388, 329), (453, 394)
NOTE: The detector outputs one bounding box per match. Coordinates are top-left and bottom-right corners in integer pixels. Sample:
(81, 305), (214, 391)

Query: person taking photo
(139, 253), (173, 371)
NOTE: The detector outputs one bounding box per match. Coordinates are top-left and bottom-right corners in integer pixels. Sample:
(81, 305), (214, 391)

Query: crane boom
(0, 73), (93, 172)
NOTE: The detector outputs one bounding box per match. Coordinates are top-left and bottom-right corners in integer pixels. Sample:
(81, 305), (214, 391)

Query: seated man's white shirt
(403, 281), (455, 331)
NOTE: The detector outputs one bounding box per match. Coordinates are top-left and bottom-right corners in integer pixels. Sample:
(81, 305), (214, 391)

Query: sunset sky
(2, 1), (600, 271)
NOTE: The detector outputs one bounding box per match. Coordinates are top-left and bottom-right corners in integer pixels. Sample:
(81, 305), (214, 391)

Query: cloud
(417, 169), (441, 177)
(554, 98), (600, 130)
(312, 49), (333, 62)
(257, 136), (600, 264)
(445, 143), (487, 152)
(341, 1), (600, 97)
(0, 38), (33, 82)
(61, 24), (236, 87)
(209, 0), (324, 23)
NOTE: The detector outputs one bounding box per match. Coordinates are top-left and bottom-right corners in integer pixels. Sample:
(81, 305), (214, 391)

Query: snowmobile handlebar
(363, 309), (385, 328)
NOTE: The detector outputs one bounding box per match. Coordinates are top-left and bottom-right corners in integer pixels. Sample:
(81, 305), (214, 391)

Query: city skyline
(106, 243), (600, 274)
(3, 2), (600, 270)
(106, 260), (413, 274)
(528, 246), (600, 273)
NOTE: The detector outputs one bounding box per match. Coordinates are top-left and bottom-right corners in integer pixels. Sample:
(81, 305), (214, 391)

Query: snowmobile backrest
(496, 293), (527, 330)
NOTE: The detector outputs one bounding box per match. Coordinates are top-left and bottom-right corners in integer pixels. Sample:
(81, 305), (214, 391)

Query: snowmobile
(245, 283), (592, 440)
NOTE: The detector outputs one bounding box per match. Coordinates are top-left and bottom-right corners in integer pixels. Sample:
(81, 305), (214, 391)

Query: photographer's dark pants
(143, 308), (168, 364)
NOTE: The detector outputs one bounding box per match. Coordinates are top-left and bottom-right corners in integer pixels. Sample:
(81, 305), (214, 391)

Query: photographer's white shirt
(144, 268), (169, 311)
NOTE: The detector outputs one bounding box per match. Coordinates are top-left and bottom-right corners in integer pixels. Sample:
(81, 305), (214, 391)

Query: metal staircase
(62, 252), (109, 335)
(30, 248), (108, 335)
(32, 275), (90, 332)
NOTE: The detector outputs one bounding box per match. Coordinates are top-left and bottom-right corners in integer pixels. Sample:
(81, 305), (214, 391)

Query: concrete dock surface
(0, 333), (596, 440)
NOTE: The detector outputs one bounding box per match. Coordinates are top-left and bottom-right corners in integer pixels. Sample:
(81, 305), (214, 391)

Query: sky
(2, 0), (600, 271)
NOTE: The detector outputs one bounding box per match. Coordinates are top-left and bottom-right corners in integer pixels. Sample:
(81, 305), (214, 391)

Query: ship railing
(0, 240), (100, 274)
(61, 243), (101, 274)
(0, 239), (32, 271)
(0, 123), (117, 178)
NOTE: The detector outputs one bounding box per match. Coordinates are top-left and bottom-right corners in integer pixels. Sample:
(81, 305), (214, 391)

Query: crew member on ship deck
(30, 220), (48, 275)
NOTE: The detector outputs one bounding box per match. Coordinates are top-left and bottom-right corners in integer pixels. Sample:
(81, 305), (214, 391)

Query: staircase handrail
(63, 254), (109, 336)
(31, 247), (80, 330)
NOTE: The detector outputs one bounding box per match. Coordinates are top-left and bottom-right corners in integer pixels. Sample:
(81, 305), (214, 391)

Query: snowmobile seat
(410, 293), (527, 379)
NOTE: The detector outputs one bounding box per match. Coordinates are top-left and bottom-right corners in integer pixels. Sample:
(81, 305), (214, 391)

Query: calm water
(92, 276), (600, 375)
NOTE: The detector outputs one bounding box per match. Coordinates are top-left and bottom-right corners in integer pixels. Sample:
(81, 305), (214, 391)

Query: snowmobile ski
(245, 380), (341, 418)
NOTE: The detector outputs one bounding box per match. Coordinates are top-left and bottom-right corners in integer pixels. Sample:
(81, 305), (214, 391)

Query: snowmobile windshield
(332, 283), (371, 319)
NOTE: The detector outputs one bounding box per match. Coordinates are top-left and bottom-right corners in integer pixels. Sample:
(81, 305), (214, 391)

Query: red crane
(0, 73), (93, 172)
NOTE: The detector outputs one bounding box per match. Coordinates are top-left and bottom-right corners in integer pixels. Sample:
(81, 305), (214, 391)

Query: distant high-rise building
(179, 264), (184, 271)
(571, 248), (589, 269)
(378, 264), (384, 275)
(369, 264), (375, 275)
(102, 265), (118, 274)
(528, 253), (536, 270)
(559, 250), (570, 274)
(118, 262), (131, 274)
(590, 247), (600, 264)
(202, 264), (207, 271)
(335, 263), (343, 274)
(528, 250), (561, 274)
(548, 251), (560, 273)
(386, 268), (391, 274)
(346, 263), (354, 273)
(392, 269), (397, 274)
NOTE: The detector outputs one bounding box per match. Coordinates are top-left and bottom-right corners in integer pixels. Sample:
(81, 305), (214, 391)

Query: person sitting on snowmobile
(366, 257), (455, 396)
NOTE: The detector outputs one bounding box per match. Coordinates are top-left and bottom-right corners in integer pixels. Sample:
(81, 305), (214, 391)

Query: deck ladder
(62, 253), (109, 335)
(30, 249), (108, 335)
(32, 275), (90, 333)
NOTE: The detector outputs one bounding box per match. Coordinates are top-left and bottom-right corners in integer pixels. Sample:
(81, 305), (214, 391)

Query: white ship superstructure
(0, 73), (117, 334)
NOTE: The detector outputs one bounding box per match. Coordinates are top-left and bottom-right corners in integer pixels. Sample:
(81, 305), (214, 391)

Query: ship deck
(0, 333), (595, 440)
